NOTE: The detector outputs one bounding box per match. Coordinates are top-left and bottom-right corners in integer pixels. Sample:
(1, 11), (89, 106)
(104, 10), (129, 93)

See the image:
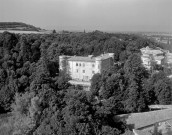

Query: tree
(52, 29), (56, 34)
(32, 86), (66, 135)
(125, 81), (139, 112)
(0, 75), (18, 112)
(1, 31), (18, 51)
(0, 30), (164, 134)
(125, 79), (147, 112)
(154, 79), (172, 104)
(62, 90), (92, 134)
(144, 79), (157, 105)
(99, 74), (123, 100)
(90, 73), (102, 96)
(143, 71), (172, 105)
(11, 92), (41, 135)
(124, 53), (145, 78)
(63, 89), (126, 135)
(18, 35), (32, 62)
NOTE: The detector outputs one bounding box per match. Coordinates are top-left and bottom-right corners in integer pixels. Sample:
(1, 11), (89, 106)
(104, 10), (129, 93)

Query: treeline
(0, 31), (171, 135)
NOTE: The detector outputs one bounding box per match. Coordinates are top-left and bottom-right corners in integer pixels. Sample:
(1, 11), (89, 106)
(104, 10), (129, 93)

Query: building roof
(152, 50), (164, 55)
(168, 75), (172, 78)
(133, 129), (152, 135)
(143, 50), (163, 55)
(166, 53), (172, 57)
(166, 119), (172, 127)
(67, 53), (113, 62)
(118, 109), (172, 129)
(68, 56), (95, 62)
(149, 105), (172, 109)
(97, 54), (113, 60)
(154, 56), (164, 60)
(166, 59), (172, 63)
(141, 46), (164, 55)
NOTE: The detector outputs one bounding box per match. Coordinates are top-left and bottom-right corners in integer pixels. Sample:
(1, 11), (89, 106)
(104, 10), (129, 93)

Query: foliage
(11, 92), (41, 135)
(0, 31), (171, 134)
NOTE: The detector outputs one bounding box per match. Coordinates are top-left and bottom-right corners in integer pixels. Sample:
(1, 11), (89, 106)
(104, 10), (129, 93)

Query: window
(83, 63), (85, 67)
(79, 63), (81, 66)
(92, 64), (95, 67)
(92, 71), (95, 74)
(76, 63), (78, 66)
(76, 69), (78, 73)
(83, 70), (85, 73)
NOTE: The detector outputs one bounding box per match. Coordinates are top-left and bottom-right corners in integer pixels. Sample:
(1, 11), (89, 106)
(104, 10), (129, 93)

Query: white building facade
(166, 52), (172, 66)
(59, 53), (114, 89)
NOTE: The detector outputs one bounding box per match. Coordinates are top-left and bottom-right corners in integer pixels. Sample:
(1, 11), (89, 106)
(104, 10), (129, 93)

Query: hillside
(0, 22), (42, 31)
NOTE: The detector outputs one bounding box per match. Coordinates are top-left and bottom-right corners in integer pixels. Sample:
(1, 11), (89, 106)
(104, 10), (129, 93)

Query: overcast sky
(0, 0), (172, 32)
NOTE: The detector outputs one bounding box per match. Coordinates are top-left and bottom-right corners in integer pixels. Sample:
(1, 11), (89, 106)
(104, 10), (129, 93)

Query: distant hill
(0, 22), (42, 32)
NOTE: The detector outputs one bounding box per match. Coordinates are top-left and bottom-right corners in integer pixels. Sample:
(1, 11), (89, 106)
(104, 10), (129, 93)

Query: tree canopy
(0, 31), (171, 134)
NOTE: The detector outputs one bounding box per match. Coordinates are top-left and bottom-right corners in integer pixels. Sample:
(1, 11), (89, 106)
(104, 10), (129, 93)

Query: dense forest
(0, 31), (172, 135)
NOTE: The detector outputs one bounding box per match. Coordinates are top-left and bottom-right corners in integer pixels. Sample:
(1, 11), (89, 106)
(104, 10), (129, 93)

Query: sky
(0, 0), (172, 32)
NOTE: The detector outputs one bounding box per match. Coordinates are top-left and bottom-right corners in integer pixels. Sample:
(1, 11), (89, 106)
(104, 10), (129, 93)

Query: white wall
(67, 56), (113, 81)
(68, 61), (96, 81)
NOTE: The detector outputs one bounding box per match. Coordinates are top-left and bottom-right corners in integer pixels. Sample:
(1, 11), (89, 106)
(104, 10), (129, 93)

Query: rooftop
(166, 119), (172, 127)
(149, 105), (172, 110)
(168, 75), (172, 78)
(133, 129), (152, 135)
(154, 56), (164, 60)
(68, 56), (95, 62)
(96, 53), (113, 60)
(142, 50), (163, 55)
(141, 46), (164, 55)
(166, 53), (172, 57)
(118, 109), (172, 129)
(67, 53), (113, 62)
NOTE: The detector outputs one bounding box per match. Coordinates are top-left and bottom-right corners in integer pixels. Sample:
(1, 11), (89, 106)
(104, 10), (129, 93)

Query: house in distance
(140, 46), (172, 70)
(140, 46), (165, 70)
(59, 53), (114, 90)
